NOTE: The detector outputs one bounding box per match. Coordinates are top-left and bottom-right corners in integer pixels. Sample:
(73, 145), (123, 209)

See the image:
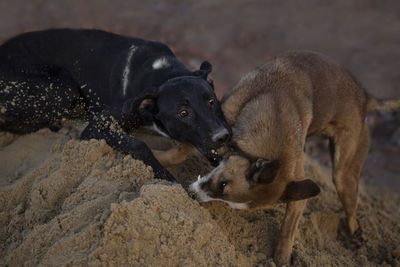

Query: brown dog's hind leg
(331, 124), (370, 235)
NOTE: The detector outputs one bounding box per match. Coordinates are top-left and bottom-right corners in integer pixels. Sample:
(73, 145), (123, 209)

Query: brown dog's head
(190, 155), (320, 209)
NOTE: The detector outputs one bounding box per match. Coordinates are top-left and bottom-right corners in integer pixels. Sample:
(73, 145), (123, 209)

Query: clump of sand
(0, 124), (399, 266)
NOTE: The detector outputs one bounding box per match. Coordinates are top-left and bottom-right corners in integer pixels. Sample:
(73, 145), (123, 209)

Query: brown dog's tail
(367, 97), (400, 112)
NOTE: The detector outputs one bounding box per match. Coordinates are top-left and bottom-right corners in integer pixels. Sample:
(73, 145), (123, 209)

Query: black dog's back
(0, 29), (187, 108)
(0, 29), (168, 71)
(1, 29), (136, 77)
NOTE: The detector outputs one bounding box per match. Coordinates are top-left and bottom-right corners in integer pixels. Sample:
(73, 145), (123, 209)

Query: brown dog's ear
(122, 86), (159, 115)
(281, 179), (320, 202)
(247, 159), (280, 185)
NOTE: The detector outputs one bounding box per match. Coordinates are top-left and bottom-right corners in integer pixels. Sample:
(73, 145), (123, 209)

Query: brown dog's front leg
(274, 199), (307, 266)
(152, 142), (195, 167)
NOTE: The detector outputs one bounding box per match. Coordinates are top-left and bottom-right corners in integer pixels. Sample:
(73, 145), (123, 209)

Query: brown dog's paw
(273, 250), (291, 266)
(337, 218), (365, 250)
(348, 216), (359, 236)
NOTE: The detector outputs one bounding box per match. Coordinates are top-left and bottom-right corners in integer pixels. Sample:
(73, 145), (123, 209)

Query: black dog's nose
(212, 128), (230, 145)
(216, 132), (230, 144)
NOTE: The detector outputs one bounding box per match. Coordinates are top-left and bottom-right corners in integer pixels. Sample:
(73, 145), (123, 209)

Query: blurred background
(0, 0), (399, 192)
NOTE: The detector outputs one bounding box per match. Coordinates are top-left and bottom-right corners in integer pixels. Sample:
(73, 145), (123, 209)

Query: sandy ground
(0, 123), (399, 266)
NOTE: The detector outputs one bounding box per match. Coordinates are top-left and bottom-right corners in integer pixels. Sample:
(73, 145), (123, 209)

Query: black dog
(0, 29), (231, 182)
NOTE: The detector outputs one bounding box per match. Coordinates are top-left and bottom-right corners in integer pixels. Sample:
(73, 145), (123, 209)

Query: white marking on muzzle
(190, 161), (225, 200)
(152, 57), (170, 70)
(189, 162), (250, 210)
(122, 45), (136, 96)
(211, 127), (229, 142)
(190, 178), (214, 203)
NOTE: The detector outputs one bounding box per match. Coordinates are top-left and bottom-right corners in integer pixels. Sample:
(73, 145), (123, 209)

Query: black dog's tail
(367, 97), (400, 112)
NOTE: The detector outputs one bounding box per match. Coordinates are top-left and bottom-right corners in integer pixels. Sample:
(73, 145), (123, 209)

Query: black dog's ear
(200, 61), (212, 72)
(247, 159), (280, 186)
(122, 86), (159, 115)
(193, 61), (213, 80)
(281, 179), (320, 202)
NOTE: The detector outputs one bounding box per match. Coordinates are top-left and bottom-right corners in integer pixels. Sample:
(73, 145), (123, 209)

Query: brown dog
(189, 51), (400, 265)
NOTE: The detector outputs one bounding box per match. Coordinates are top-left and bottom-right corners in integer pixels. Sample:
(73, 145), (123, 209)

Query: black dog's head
(123, 61), (231, 164)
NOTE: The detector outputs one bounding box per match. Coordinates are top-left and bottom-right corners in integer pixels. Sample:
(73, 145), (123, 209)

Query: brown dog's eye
(208, 98), (215, 105)
(178, 110), (189, 117)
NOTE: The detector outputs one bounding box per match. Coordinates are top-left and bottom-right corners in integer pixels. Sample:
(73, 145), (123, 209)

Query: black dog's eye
(178, 109), (189, 118)
(218, 181), (228, 195)
(208, 98), (215, 106)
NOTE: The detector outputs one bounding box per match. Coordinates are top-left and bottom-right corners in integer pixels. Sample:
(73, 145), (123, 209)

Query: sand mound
(91, 184), (244, 266)
(0, 124), (399, 266)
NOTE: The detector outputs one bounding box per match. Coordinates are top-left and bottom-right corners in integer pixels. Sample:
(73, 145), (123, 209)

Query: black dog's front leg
(80, 111), (177, 183)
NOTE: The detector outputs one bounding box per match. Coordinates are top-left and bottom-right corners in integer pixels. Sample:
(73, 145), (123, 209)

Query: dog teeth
(210, 149), (218, 155)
